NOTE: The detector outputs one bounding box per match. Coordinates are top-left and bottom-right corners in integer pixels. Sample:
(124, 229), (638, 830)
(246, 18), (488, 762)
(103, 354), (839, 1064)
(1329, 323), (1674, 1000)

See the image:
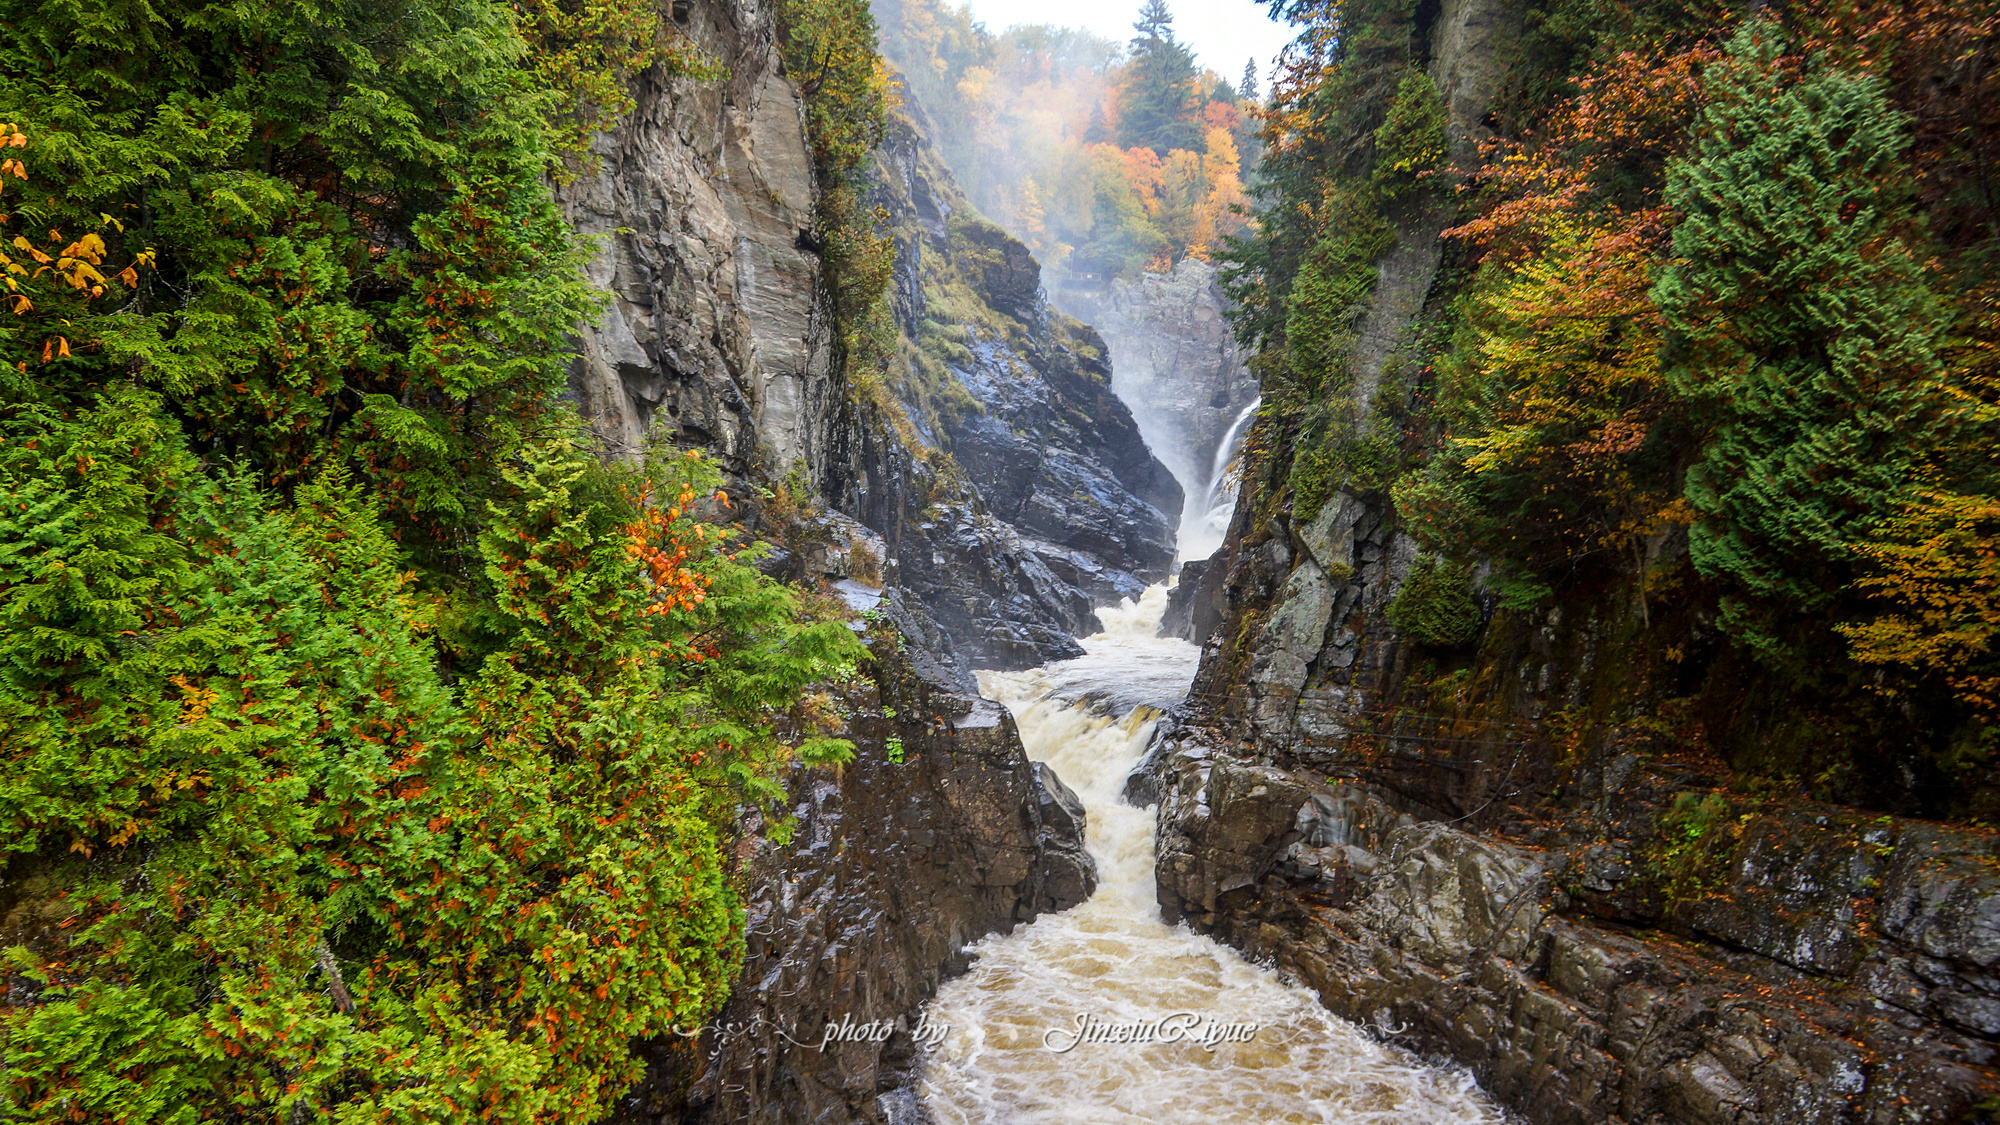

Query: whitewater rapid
(917, 585), (1502, 1124)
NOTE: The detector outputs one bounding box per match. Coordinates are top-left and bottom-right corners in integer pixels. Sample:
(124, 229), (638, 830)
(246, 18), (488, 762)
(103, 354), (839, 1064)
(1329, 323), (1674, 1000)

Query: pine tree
(1653, 19), (1950, 653)
(1118, 0), (1202, 155)
(1241, 57), (1260, 101)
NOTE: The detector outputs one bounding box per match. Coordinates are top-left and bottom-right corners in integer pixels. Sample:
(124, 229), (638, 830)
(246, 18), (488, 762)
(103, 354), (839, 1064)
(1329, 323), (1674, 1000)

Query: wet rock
(1246, 560), (1339, 735)
(558, 0), (829, 474)
(1296, 491), (1366, 575)
(617, 619), (1093, 1125)
(1029, 763), (1097, 913)
(1150, 749), (2000, 1125)
(1362, 824), (1551, 963)
(848, 100), (1181, 667)
(1045, 258), (1261, 505)
(1155, 755), (1314, 925)
(1161, 555), (1231, 644)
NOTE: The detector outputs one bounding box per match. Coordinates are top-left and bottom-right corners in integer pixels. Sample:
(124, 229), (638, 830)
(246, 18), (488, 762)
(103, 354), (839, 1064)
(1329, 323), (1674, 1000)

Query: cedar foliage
(1226, 0), (2000, 810)
(0, 0), (864, 1119)
(1655, 19), (1949, 653)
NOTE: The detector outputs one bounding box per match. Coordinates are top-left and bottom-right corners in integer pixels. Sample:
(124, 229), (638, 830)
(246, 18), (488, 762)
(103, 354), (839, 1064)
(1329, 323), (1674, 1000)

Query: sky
(952, 0), (1298, 92)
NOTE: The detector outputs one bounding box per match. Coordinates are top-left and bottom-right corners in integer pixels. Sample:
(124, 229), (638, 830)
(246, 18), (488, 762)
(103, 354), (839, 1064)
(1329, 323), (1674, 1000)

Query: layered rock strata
(1133, 717), (2000, 1123)
(558, 0), (835, 476)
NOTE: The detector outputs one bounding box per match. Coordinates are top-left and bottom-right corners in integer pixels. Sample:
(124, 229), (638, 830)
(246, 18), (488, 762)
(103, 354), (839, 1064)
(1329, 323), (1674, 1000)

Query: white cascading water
(1176, 397), (1262, 562)
(918, 585), (1502, 1124)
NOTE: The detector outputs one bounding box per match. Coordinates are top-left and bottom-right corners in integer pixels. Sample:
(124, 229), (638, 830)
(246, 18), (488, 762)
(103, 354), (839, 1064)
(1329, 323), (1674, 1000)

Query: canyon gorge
(552, 1), (2000, 1122)
(4, 0), (1996, 1122)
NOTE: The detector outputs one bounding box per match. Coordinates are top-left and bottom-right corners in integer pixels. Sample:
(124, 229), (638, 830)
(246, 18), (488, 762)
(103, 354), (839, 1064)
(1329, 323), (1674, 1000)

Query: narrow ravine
(917, 587), (1504, 1125)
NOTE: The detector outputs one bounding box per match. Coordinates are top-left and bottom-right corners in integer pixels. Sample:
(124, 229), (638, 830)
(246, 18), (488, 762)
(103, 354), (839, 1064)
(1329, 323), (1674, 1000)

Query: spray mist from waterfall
(1176, 396), (1260, 562)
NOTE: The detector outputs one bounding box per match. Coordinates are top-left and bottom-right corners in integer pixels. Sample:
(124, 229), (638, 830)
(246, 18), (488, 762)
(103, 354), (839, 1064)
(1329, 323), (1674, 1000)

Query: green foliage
(1654, 19), (1951, 653)
(1287, 405), (1401, 520)
(875, 0), (1257, 277)
(1387, 553), (1483, 647)
(1118, 1), (1203, 155)
(1232, 0), (2000, 809)
(1222, 6), (1454, 524)
(0, 0), (610, 551)
(0, 397), (862, 1122)
(1281, 186), (1394, 398)
(0, 1), (864, 1119)
(1647, 791), (1736, 906)
(781, 0), (899, 395)
(520, 0), (725, 175)
(1370, 68), (1450, 208)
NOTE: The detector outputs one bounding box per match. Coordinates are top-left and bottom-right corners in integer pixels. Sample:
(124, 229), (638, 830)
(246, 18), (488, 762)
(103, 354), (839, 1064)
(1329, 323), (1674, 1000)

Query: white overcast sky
(952, 0), (1299, 90)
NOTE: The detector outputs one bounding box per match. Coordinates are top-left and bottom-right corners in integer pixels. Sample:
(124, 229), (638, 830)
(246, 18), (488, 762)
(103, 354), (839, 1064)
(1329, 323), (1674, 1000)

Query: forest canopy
(875, 0), (1261, 277)
(1220, 0), (2000, 810)
(0, 0), (865, 1120)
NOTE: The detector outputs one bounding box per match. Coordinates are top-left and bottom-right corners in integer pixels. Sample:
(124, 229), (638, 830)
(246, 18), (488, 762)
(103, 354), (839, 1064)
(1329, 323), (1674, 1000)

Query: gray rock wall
(558, 0), (840, 480)
(1047, 259), (1261, 518)
(613, 616), (1094, 1125)
(1139, 723), (2000, 1123)
(859, 102), (1184, 666)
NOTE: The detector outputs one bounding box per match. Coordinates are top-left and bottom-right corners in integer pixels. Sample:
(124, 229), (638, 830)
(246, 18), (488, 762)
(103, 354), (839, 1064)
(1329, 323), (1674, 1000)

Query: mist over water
(1173, 395), (1260, 561)
(918, 588), (1503, 1124)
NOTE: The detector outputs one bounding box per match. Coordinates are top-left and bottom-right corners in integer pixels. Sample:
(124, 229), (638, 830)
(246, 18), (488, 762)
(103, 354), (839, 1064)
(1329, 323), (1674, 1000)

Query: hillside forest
(0, 0), (875, 1120)
(875, 0), (1263, 278)
(1217, 0), (1999, 812)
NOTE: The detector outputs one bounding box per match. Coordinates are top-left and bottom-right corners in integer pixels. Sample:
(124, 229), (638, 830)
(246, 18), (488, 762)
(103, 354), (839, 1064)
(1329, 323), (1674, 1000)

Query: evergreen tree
(1241, 57), (1260, 101)
(1117, 0), (1202, 155)
(1086, 101), (1115, 144)
(0, 0), (868, 1118)
(1133, 0), (1174, 41)
(1653, 19), (1950, 653)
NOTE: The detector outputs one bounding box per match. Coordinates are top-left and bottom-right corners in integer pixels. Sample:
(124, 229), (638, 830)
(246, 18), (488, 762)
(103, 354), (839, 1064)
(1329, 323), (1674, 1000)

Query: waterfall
(1176, 397), (1262, 563)
(917, 587), (1501, 1124)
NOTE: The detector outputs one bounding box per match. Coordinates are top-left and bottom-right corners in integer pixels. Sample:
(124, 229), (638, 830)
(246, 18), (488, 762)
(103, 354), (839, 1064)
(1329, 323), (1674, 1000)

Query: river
(916, 585), (1504, 1124)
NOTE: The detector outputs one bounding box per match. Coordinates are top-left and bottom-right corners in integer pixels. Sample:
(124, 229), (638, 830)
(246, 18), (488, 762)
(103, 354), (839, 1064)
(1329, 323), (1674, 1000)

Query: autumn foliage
(1225, 0), (2000, 807)
(0, 0), (862, 1120)
(876, 0), (1259, 277)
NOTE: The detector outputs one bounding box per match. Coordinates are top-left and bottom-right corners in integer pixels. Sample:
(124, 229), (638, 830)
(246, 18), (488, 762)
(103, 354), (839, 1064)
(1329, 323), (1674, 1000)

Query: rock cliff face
(1047, 260), (1261, 531)
(1134, 716), (2000, 1124)
(614, 615), (1094, 1125)
(558, 0), (838, 478)
(849, 102), (1183, 666)
(558, 3), (1178, 671)
(551, 3), (1157, 1120)
(1159, 0), (2000, 1119)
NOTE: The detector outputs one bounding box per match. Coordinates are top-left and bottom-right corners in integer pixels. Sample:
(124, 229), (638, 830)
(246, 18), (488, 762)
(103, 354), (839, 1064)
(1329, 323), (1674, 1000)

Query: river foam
(918, 586), (1503, 1125)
